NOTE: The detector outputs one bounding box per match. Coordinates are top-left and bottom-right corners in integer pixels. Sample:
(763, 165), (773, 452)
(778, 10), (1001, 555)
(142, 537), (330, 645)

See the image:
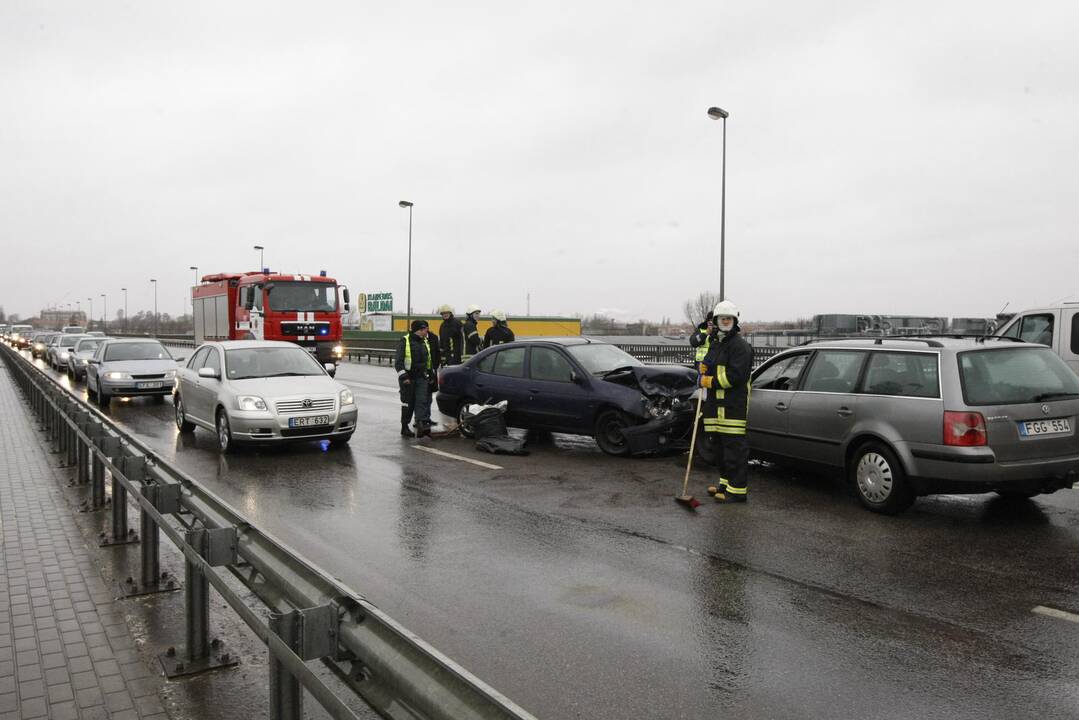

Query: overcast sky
(2, 0), (1077, 324)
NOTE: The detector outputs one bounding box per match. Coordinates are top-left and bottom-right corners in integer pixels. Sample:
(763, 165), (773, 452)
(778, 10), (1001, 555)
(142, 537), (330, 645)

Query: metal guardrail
(0, 343), (536, 720)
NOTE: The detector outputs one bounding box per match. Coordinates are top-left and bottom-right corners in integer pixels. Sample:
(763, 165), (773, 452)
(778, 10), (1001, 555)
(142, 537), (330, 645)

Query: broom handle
(681, 390), (705, 496)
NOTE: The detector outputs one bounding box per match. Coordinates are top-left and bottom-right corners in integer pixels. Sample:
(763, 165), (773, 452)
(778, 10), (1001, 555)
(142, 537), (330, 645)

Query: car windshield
(225, 347), (326, 380)
(959, 347), (1079, 405)
(266, 282), (337, 313)
(104, 342), (170, 361)
(59, 336), (83, 347)
(75, 339), (102, 352)
(566, 344), (643, 375)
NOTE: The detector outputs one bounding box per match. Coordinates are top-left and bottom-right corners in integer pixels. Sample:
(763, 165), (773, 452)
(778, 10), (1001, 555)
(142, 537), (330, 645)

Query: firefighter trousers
(703, 432), (749, 495)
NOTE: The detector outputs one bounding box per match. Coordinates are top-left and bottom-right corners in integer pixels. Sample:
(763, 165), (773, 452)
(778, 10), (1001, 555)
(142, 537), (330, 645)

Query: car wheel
(97, 388), (111, 409)
(457, 399), (476, 439)
(174, 394), (195, 433)
(216, 409), (235, 453)
(594, 409), (633, 457)
(694, 428), (721, 467)
(850, 441), (914, 515)
(86, 377), (97, 400)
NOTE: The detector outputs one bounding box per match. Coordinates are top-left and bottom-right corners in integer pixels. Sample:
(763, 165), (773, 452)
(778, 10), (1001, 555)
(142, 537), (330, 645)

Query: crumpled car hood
(602, 365), (698, 397)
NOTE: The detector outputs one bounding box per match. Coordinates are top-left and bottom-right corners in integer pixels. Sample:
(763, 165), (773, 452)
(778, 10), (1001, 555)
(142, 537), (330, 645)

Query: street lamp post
(189, 266), (198, 319)
(707, 106), (729, 301)
(121, 288), (127, 332)
(101, 294), (107, 333)
(150, 279), (158, 336)
(87, 297), (93, 331)
(253, 246), (264, 271)
(398, 200), (414, 328)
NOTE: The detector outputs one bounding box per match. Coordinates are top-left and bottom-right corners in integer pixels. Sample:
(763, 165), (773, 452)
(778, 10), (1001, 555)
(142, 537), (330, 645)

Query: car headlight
(76, 358), (88, 366)
(60, 351), (70, 360)
(332, 345), (344, 357)
(339, 388), (354, 406)
(34, 343), (44, 350)
(104, 371), (132, 380)
(237, 395), (267, 411)
(163, 369), (176, 379)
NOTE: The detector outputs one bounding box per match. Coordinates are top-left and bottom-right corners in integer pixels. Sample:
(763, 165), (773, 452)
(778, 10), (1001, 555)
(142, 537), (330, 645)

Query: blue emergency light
(319, 326), (329, 335)
(319, 270), (327, 277)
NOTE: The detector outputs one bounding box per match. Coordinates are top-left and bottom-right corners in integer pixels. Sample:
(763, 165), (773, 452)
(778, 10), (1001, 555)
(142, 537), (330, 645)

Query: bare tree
(683, 292), (721, 325)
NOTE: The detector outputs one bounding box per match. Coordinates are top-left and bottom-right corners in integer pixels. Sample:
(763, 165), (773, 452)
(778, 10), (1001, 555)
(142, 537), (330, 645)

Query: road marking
(340, 381), (397, 394)
(412, 446), (502, 470)
(1032, 605), (1079, 624)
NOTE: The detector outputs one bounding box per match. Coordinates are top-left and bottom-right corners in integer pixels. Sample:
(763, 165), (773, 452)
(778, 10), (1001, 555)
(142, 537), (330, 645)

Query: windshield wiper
(1033, 392), (1079, 402)
(260, 372), (317, 378)
(600, 365), (636, 378)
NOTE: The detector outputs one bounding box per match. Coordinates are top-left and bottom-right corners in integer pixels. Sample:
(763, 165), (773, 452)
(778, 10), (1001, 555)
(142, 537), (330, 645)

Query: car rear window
(861, 352), (939, 398)
(958, 347), (1079, 406)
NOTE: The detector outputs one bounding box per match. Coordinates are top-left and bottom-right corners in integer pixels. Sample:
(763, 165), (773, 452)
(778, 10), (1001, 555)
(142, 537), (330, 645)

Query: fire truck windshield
(265, 282), (337, 313)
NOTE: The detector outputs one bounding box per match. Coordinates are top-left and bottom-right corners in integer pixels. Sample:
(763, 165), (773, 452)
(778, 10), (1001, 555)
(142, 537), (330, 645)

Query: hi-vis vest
(403, 334), (432, 371)
(694, 335), (712, 362)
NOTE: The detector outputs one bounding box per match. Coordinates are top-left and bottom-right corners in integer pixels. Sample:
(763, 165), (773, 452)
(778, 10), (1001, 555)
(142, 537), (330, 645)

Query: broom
(675, 390), (704, 510)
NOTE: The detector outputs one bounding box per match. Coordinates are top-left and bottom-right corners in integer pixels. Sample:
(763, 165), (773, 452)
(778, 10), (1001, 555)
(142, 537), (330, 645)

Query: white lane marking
(412, 445), (503, 470)
(1032, 605), (1079, 624)
(340, 380), (397, 394)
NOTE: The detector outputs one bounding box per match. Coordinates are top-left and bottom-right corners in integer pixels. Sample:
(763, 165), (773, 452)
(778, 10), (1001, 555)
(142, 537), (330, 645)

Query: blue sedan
(435, 338), (698, 456)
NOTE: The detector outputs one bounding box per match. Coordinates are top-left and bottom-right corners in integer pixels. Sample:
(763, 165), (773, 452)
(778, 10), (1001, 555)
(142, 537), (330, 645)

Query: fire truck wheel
(216, 409), (236, 453)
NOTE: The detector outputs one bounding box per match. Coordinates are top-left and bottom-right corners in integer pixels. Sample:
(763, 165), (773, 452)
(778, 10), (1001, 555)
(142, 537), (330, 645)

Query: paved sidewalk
(0, 363), (168, 720)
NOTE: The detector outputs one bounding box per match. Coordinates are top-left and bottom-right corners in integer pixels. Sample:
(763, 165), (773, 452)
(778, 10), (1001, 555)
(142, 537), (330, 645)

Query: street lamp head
(121, 287), (126, 291)
(150, 278), (156, 283)
(398, 200), (413, 208)
(189, 266), (197, 271)
(253, 245), (264, 251)
(707, 106), (729, 120)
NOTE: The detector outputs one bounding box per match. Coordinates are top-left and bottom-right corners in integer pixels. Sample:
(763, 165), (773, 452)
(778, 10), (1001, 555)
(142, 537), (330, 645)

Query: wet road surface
(28, 352), (1079, 719)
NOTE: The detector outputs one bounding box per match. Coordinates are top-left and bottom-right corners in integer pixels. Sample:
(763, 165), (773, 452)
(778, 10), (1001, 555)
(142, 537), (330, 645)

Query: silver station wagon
(745, 337), (1079, 514)
(174, 340), (357, 452)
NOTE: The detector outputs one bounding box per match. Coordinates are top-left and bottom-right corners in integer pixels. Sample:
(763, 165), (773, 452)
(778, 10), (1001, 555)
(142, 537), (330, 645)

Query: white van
(995, 302), (1079, 374)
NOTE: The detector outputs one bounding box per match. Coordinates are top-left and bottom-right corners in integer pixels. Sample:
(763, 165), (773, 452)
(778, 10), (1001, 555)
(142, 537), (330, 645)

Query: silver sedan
(174, 340), (357, 452)
(86, 338), (179, 407)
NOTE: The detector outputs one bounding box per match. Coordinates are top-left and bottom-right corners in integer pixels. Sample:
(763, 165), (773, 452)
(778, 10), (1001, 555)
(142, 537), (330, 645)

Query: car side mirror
(342, 288), (350, 313)
(89, 358), (99, 365)
(324, 363), (336, 378)
(197, 367), (219, 379)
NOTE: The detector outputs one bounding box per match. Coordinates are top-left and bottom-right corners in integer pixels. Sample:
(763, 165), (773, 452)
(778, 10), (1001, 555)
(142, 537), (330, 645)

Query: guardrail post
(159, 527), (238, 677)
(269, 611), (303, 720)
(93, 434), (119, 511)
(120, 481), (181, 598)
(102, 452), (141, 546)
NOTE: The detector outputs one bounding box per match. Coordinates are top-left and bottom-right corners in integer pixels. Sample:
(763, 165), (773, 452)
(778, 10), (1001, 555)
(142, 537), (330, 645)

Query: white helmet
(712, 300), (740, 319)
(466, 304), (481, 315)
(491, 309), (507, 322)
(438, 303), (454, 314)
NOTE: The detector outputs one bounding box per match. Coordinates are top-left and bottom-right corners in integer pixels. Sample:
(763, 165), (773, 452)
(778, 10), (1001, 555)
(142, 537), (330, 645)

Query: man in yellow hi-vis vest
(394, 319), (436, 437)
(698, 300), (753, 502)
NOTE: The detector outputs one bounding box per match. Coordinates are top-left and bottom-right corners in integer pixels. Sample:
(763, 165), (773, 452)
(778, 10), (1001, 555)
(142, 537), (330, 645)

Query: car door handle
(775, 401), (788, 411)
(529, 388), (540, 393)
(837, 406), (853, 417)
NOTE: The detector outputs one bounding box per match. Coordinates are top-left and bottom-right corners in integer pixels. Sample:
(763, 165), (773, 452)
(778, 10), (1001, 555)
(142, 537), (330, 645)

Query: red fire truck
(192, 271), (350, 364)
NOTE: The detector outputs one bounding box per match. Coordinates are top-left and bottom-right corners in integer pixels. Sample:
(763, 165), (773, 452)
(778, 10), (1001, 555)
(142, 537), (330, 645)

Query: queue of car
(5, 325), (1079, 515)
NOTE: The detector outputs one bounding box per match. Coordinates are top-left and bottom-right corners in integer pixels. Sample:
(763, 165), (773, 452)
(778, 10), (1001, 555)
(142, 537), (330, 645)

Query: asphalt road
(27, 351), (1079, 719)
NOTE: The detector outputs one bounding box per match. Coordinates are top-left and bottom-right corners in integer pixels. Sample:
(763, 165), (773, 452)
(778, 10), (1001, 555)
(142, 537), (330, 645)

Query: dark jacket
(463, 316), (482, 357)
(689, 322), (715, 362)
(394, 332), (435, 380)
(439, 315), (465, 365)
(701, 325), (752, 421)
(483, 324), (515, 349)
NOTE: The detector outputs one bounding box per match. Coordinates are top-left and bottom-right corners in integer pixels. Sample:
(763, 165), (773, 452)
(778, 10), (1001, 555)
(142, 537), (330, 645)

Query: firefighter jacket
(463, 316), (482, 357)
(700, 328), (752, 435)
(394, 333), (434, 380)
(689, 324), (715, 362)
(483, 324), (515, 349)
(439, 315), (465, 365)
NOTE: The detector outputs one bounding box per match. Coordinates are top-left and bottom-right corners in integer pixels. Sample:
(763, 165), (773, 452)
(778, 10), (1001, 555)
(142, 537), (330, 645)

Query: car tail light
(943, 411), (987, 446)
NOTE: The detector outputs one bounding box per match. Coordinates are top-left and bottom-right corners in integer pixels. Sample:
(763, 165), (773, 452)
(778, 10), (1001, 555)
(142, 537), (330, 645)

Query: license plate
(1018, 417), (1072, 437)
(137, 381), (163, 390)
(289, 415), (330, 428)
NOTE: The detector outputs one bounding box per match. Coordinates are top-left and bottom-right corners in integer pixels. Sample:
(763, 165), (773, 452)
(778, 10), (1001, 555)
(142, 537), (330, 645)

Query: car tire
(86, 377), (97, 400)
(216, 409), (236, 454)
(174, 394), (195, 433)
(594, 409), (633, 457)
(97, 388), (111, 409)
(457, 399), (476, 439)
(850, 441), (915, 515)
(694, 429), (721, 467)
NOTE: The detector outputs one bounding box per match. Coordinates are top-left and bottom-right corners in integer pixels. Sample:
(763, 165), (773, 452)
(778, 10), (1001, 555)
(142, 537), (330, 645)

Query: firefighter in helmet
(690, 310), (715, 363)
(437, 304), (465, 366)
(698, 300), (752, 502)
(482, 310), (515, 348)
(462, 304), (483, 361)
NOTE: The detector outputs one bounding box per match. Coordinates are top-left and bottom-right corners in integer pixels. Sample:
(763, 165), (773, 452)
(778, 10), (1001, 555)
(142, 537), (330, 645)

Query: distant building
(38, 309), (86, 329)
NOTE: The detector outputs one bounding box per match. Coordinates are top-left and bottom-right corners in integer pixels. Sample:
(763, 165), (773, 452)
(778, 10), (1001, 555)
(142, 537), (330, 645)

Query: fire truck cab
(193, 271), (350, 364)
